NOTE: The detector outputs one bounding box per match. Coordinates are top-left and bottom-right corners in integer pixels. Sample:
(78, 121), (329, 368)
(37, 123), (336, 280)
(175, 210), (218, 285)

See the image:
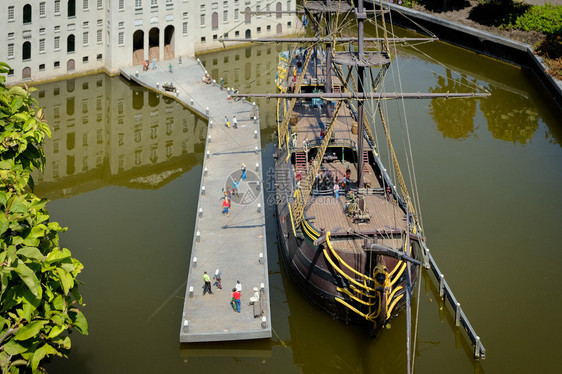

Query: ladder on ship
(362, 150), (370, 174)
(295, 151), (307, 172)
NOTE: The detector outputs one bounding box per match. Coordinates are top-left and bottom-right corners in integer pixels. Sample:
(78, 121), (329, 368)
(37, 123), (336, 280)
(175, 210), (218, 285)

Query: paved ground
(121, 57), (271, 342)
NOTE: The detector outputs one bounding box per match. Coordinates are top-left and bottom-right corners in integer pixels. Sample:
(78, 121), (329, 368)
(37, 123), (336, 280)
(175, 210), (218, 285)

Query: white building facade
(1, 0), (297, 85)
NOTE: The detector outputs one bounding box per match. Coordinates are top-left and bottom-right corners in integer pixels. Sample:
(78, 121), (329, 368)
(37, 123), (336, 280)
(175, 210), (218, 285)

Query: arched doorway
(22, 67), (31, 79)
(67, 34), (75, 53)
(212, 12), (218, 30)
(164, 25), (174, 60)
(149, 28), (160, 62)
(245, 29), (251, 39)
(22, 41), (31, 60)
(133, 30), (144, 65)
(23, 4), (32, 24)
(68, 0), (76, 17)
(67, 59), (75, 71)
(277, 23), (283, 34)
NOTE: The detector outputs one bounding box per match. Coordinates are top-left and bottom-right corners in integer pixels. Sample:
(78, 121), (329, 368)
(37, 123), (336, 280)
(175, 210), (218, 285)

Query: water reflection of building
(32, 74), (206, 199)
(197, 42), (286, 131)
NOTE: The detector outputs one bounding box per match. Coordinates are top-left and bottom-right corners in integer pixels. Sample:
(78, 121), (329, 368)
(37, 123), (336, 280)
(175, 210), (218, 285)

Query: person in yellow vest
(203, 271), (213, 295)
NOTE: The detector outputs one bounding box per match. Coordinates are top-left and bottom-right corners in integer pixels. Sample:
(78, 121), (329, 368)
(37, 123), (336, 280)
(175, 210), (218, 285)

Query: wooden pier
(121, 57), (271, 342)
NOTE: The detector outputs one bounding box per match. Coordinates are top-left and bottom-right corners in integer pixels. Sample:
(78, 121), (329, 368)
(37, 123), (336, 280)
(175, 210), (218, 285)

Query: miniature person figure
(152, 58), (156, 70)
(179, 55), (182, 65)
(334, 181), (340, 199)
(232, 116), (237, 129)
(168, 63), (173, 73)
(203, 271), (213, 295)
(222, 197), (230, 216)
(235, 280), (242, 293)
(241, 164), (247, 181)
(220, 77), (224, 90)
(249, 287), (260, 304)
(232, 288), (241, 313)
(213, 269), (222, 290)
(225, 116), (229, 128)
(232, 178), (240, 197)
(230, 289), (238, 311)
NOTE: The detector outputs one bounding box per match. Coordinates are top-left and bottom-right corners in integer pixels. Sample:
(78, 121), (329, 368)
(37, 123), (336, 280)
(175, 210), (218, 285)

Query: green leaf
(0, 215), (8, 236)
(69, 309), (88, 335)
(14, 320), (48, 341)
(0, 190), (7, 206)
(31, 343), (60, 371)
(56, 268), (73, 296)
(45, 249), (71, 264)
(14, 260), (41, 298)
(17, 247), (44, 261)
(47, 324), (66, 339)
(3, 339), (28, 356)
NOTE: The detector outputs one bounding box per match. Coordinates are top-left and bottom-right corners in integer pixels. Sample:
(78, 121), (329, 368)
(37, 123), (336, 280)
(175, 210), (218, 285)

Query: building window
(267, 25), (271, 31)
(223, 10), (228, 22)
(54, 36), (60, 50)
(96, 129), (103, 144)
(83, 56), (88, 63)
(83, 0), (88, 10)
(97, 19), (102, 26)
(23, 4), (32, 24)
(119, 21), (124, 28)
(8, 32), (15, 39)
(118, 32), (124, 45)
(67, 35), (75, 53)
(54, 61), (60, 68)
(55, 0), (61, 14)
(68, 0), (76, 17)
(39, 64), (45, 71)
(201, 14), (205, 26)
(97, 0), (102, 9)
(40, 2), (46, 16)
(8, 44), (14, 58)
(22, 42), (31, 61)
(39, 39), (45, 53)
(83, 32), (88, 45)
(234, 8), (239, 21)
(97, 29), (102, 43)
(55, 25), (61, 33)
(201, 36), (206, 43)
(183, 11), (187, 18)
(235, 30), (239, 37)
(39, 28), (45, 35)
(8, 6), (15, 21)
(212, 12), (218, 29)
(82, 133), (88, 146)
(257, 26), (261, 33)
(182, 22), (188, 35)
(119, 0), (124, 10)
(135, 0), (142, 8)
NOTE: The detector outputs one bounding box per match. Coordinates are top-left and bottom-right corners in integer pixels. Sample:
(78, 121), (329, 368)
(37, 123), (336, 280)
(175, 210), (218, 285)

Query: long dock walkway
(121, 57), (271, 342)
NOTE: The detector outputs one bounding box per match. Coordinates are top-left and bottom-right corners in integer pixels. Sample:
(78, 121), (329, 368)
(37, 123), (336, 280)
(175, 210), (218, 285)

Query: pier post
(455, 302), (461, 326)
(439, 273), (445, 297)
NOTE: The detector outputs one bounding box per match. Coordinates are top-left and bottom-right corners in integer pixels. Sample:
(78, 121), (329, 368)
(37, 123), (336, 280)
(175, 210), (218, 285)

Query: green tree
(0, 62), (87, 373)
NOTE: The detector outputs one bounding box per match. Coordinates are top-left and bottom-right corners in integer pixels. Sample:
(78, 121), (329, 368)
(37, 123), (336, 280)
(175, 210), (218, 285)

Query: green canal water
(32, 37), (562, 373)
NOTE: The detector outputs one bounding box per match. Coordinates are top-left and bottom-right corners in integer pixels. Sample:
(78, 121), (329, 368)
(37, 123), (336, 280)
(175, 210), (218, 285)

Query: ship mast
(356, 0), (366, 188)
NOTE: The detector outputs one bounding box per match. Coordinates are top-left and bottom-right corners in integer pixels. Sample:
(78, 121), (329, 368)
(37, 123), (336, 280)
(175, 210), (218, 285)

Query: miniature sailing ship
(223, 0), (487, 367)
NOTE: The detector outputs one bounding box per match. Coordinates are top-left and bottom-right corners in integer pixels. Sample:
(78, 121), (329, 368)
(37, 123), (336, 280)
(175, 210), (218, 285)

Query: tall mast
(356, 0), (366, 188)
(325, 0), (333, 118)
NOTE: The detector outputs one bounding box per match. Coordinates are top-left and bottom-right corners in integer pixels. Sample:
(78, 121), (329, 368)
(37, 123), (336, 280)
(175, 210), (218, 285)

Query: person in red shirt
(232, 288), (241, 313)
(222, 197), (230, 216)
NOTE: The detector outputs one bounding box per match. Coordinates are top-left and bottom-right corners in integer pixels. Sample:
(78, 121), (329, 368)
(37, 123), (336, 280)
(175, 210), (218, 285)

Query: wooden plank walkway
(121, 57), (271, 342)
